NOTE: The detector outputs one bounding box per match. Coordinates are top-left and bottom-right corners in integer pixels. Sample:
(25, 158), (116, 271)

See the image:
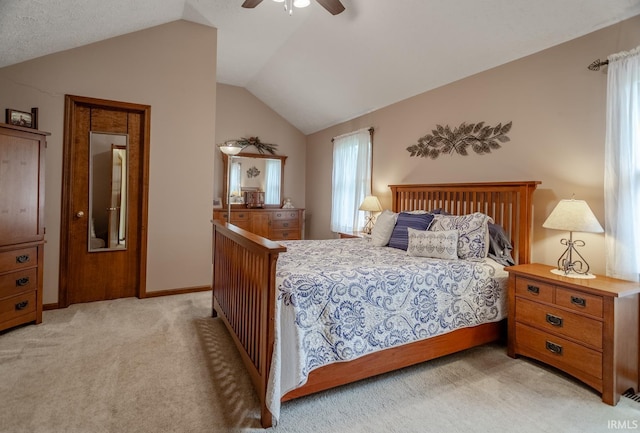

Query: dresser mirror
(221, 152), (287, 208)
(89, 132), (128, 251)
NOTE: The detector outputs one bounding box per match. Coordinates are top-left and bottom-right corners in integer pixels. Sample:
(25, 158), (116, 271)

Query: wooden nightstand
(338, 231), (366, 239)
(506, 263), (640, 405)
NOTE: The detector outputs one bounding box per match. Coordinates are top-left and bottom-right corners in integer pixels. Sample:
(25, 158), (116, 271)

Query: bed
(211, 181), (540, 427)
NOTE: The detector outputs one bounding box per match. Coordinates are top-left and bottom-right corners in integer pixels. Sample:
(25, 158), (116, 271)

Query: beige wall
(306, 15), (640, 276)
(215, 84), (306, 211)
(0, 20), (217, 304)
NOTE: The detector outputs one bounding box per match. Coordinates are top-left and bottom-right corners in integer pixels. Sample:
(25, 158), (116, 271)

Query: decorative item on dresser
(212, 180), (539, 427)
(212, 208), (304, 241)
(0, 122), (48, 332)
(507, 263), (640, 405)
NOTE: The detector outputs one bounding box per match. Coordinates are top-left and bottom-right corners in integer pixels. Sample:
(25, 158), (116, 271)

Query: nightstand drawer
(515, 298), (602, 349)
(0, 268), (37, 299)
(515, 323), (602, 382)
(555, 287), (603, 318)
(515, 277), (554, 304)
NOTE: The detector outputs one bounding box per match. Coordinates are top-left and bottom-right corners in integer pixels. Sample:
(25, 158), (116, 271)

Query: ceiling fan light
(293, 0), (310, 7)
(273, 0), (285, 2)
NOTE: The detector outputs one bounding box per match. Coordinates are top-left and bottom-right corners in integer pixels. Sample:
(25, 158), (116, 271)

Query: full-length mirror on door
(89, 132), (128, 251)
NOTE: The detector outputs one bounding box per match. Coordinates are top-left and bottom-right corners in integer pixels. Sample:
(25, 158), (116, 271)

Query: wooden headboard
(389, 181), (540, 265)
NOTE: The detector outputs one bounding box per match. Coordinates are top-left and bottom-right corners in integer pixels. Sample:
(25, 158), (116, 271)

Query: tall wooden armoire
(0, 122), (48, 332)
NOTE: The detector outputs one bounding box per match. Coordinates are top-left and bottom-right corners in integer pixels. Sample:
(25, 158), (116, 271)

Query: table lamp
(542, 198), (604, 278)
(359, 195), (382, 234)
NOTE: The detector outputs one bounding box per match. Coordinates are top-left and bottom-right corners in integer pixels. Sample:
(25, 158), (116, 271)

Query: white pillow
(370, 210), (398, 246)
(429, 212), (492, 261)
(407, 228), (459, 260)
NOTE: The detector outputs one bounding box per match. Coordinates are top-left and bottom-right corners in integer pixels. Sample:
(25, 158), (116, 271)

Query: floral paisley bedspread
(265, 238), (508, 422)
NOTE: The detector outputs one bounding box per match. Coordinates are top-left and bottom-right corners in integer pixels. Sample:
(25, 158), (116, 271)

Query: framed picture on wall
(6, 108), (34, 128)
(213, 198), (222, 209)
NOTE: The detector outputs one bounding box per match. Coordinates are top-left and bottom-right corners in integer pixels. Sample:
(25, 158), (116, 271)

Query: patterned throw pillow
(388, 212), (434, 250)
(429, 212), (492, 261)
(407, 228), (459, 260)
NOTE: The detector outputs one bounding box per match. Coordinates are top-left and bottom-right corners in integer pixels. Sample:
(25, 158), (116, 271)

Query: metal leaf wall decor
(237, 136), (278, 154)
(406, 121), (512, 159)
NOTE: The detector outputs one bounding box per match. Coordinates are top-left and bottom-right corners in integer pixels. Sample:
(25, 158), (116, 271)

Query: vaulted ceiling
(2, 0), (639, 134)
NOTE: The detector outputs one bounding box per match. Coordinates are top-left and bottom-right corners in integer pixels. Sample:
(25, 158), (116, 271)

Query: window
(264, 159), (281, 205)
(331, 128), (373, 233)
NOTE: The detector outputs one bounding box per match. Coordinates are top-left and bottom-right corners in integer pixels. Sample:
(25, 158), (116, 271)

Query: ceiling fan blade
(315, 0), (345, 15)
(242, 0), (264, 8)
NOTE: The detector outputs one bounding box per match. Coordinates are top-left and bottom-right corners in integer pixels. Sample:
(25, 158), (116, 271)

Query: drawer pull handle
(545, 341), (563, 355)
(527, 285), (539, 295)
(16, 277), (30, 287)
(545, 313), (563, 327)
(282, 222), (289, 227)
(571, 296), (586, 308)
(15, 300), (29, 311)
(16, 254), (30, 264)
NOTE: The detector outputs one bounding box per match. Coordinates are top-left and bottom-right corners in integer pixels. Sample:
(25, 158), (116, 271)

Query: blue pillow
(388, 212), (434, 250)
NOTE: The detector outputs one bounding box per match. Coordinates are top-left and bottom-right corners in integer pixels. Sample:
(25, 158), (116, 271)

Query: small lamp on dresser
(359, 195), (382, 235)
(542, 197), (604, 278)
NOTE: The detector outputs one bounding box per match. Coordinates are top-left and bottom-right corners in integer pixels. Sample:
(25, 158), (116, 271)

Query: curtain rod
(331, 127), (374, 143)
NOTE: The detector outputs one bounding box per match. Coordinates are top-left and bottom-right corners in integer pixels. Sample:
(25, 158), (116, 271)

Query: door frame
(59, 95), (151, 307)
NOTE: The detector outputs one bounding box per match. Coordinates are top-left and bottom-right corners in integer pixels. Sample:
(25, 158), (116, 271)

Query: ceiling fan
(241, 0), (345, 15)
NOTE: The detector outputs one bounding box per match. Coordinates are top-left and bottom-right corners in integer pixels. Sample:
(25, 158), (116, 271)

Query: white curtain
(331, 128), (372, 233)
(264, 159), (281, 205)
(229, 160), (242, 199)
(604, 46), (640, 281)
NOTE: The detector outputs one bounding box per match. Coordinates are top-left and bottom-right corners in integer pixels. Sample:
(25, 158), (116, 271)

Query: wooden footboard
(211, 221), (285, 428)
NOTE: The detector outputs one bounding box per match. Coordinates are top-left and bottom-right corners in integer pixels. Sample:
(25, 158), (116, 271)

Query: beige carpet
(0, 291), (639, 432)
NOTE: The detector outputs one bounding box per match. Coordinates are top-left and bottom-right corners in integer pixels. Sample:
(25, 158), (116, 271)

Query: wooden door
(59, 95), (150, 306)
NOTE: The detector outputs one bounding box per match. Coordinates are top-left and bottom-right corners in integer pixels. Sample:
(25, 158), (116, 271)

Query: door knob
(76, 211), (85, 218)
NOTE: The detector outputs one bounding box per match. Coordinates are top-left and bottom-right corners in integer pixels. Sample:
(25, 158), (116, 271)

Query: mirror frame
(221, 152), (287, 208)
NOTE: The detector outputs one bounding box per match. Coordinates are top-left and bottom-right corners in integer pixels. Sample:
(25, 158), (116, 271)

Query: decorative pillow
(370, 210), (398, 247)
(429, 212), (492, 261)
(487, 222), (515, 266)
(407, 228), (459, 260)
(388, 212), (434, 251)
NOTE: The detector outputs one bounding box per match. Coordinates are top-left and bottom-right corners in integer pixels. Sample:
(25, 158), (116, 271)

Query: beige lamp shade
(359, 196), (382, 212)
(542, 199), (603, 233)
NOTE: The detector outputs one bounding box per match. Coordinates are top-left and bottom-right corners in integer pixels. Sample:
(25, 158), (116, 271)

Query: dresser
(507, 263), (640, 405)
(213, 208), (304, 241)
(0, 123), (48, 332)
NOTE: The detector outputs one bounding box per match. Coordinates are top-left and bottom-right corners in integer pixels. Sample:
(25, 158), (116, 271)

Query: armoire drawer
(0, 291), (37, 326)
(0, 268), (37, 299)
(0, 247), (38, 274)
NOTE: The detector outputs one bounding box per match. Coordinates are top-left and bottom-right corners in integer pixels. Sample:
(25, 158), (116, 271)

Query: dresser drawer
(271, 219), (299, 229)
(272, 211), (300, 221)
(555, 287), (603, 318)
(0, 291), (36, 325)
(515, 298), (602, 349)
(0, 247), (38, 274)
(515, 322), (602, 382)
(515, 276), (554, 304)
(271, 229), (301, 241)
(0, 268), (37, 299)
